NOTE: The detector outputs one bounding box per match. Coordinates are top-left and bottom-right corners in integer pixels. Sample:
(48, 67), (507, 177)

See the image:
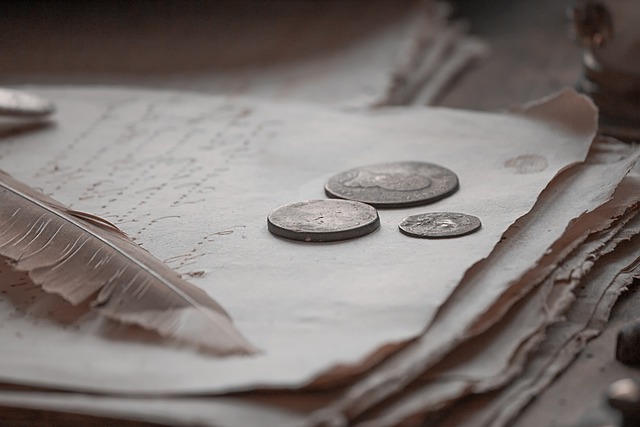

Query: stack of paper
(0, 84), (637, 426)
(339, 141), (640, 427)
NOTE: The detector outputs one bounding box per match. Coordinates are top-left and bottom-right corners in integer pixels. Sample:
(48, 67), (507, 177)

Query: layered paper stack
(0, 84), (637, 427)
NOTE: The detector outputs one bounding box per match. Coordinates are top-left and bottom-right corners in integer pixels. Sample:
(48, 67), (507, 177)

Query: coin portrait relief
(341, 169), (433, 192)
(399, 212), (482, 238)
(325, 161), (459, 208)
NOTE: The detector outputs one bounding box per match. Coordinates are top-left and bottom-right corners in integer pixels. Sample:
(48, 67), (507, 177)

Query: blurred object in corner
(0, 88), (54, 118)
(571, 0), (640, 141)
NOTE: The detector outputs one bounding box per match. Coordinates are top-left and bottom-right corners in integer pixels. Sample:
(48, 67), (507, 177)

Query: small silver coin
(0, 88), (55, 117)
(324, 161), (459, 208)
(399, 212), (481, 238)
(267, 199), (380, 242)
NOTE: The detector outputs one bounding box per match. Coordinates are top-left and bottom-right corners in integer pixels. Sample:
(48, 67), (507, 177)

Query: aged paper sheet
(351, 175), (640, 427)
(309, 135), (640, 423)
(439, 233), (640, 427)
(0, 87), (595, 394)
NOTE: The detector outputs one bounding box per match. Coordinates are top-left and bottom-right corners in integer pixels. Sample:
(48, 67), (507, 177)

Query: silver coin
(324, 161), (459, 208)
(267, 199), (380, 242)
(399, 212), (481, 238)
(0, 88), (55, 117)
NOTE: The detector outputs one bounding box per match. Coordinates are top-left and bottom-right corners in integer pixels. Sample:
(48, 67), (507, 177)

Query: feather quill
(0, 170), (257, 355)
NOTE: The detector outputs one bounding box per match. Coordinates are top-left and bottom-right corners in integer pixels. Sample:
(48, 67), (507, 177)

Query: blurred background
(0, 0), (581, 109)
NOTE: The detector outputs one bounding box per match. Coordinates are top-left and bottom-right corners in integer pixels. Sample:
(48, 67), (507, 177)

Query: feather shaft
(0, 170), (256, 355)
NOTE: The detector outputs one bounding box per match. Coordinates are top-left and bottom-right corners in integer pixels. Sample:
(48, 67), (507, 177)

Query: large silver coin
(267, 199), (380, 242)
(324, 161), (459, 208)
(0, 88), (55, 117)
(399, 212), (481, 238)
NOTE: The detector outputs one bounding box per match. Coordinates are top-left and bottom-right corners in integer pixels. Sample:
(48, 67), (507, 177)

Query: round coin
(267, 199), (380, 242)
(324, 161), (459, 208)
(399, 212), (481, 238)
(0, 88), (55, 117)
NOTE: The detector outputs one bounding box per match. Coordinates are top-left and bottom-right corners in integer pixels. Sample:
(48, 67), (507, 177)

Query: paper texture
(0, 87), (594, 394)
(439, 229), (640, 427)
(351, 174), (640, 427)
(308, 98), (638, 424)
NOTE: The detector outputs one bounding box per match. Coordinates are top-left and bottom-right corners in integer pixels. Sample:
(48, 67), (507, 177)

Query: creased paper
(438, 228), (640, 427)
(353, 175), (640, 427)
(0, 87), (594, 394)
(309, 121), (639, 424)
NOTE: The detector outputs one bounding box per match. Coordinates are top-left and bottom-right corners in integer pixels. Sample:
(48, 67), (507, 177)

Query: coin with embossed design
(324, 161), (459, 208)
(399, 212), (481, 238)
(267, 199), (379, 242)
(0, 88), (55, 117)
